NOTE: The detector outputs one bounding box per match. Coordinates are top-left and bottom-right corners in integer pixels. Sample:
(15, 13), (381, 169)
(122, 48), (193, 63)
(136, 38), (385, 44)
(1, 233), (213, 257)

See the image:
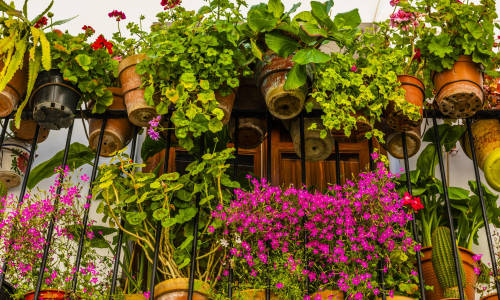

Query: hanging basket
(0, 138), (29, 188)
(118, 54), (157, 127)
(257, 51), (306, 120)
(433, 55), (484, 118)
(31, 70), (80, 130)
(89, 88), (134, 157)
(0, 59), (27, 117)
(154, 278), (209, 300)
(286, 117), (334, 162)
(11, 119), (50, 143)
(385, 75), (425, 131)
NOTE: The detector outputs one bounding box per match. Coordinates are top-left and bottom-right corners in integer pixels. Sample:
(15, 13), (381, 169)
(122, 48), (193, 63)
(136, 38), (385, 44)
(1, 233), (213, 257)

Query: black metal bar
(401, 132), (426, 300)
(0, 124), (40, 289)
(466, 118), (500, 295)
(432, 116), (465, 300)
(265, 112), (272, 300)
(150, 122), (173, 299)
(368, 139), (375, 171)
(228, 117), (239, 298)
(299, 113), (306, 185)
(335, 140), (341, 186)
(34, 124), (74, 299)
(0, 117), (9, 152)
(187, 197), (201, 300)
(72, 119), (107, 291)
(109, 127), (139, 298)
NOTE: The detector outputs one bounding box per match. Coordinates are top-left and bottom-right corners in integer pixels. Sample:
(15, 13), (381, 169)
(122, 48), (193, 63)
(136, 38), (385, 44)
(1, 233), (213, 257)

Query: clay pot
(24, 289), (67, 300)
(125, 294), (147, 300)
(118, 54), (157, 127)
(310, 290), (343, 299)
(154, 278), (209, 300)
(461, 119), (500, 191)
(481, 294), (499, 300)
(287, 118), (334, 161)
(385, 75), (425, 131)
(232, 289), (280, 299)
(0, 59), (27, 117)
(217, 90), (236, 125)
(31, 70), (81, 130)
(257, 52), (306, 120)
(376, 297), (416, 300)
(421, 247), (477, 300)
(11, 119), (50, 143)
(89, 88), (134, 157)
(433, 55), (484, 118)
(383, 126), (421, 159)
(0, 138), (30, 188)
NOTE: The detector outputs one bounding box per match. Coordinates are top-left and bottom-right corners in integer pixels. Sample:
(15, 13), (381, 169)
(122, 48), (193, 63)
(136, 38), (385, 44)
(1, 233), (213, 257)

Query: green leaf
(300, 22), (327, 37)
(75, 54), (92, 71)
(177, 189), (191, 202)
(125, 211), (147, 226)
(250, 39), (263, 60)
(428, 34), (454, 58)
(141, 135), (167, 162)
(284, 64), (307, 90)
(310, 1), (334, 29)
(208, 118), (223, 133)
(447, 187), (470, 200)
(247, 3), (279, 33)
(47, 15), (78, 28)
(178, 257), (190, 269)
(176, 207), (198, 223)
(416, 144), (437, 179)
(159, 172), (180, 181)
(178, 235), (194, 250)
(333, 9), (361, 29)
(161, 218), (177, 228)
(153, 208), (169, 221)
(292, 48), (330, 64)
(466, 22), (482, 39)
(265, 31), (299, 58)
(28, 143), (94, 189)
(268, 0), (284, 18)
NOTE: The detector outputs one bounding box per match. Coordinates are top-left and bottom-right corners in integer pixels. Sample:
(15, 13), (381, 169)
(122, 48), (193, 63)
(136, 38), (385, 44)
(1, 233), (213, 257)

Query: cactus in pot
(431, 226), (466, 299)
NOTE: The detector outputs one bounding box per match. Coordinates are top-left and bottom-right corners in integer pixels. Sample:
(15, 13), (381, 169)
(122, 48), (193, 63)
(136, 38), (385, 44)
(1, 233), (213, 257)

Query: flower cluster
(402, 192), (424, 211)
(214, 154), (421, 299)
(108, 10), (126, 21)
(0, 167), (112, 298)
(147, 115), (161, 141)
(161, 0), (182, 9)
(390, 9), (420, 31)
(90, 34), (113, 54)
(390, 0), (400, 6)
(34, 16), (48, 29)
(82, 25), (95, 34)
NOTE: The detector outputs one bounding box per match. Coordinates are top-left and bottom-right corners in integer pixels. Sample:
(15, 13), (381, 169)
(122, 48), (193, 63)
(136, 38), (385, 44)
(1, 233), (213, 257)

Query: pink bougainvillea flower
(108, 10), (126, 21)
(81, 174), (89, 182)
(161, 0), (181, 9)
(34, 16), (48, 29)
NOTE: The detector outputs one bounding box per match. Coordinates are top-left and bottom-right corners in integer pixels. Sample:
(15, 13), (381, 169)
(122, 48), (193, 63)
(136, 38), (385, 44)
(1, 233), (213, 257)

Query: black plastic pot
(31, 70), (81, 130)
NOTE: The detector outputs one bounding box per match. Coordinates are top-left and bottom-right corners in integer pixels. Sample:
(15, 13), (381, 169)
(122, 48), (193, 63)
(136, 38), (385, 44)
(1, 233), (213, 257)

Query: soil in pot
(421, 246), (477, 300)
(24, 289), (68, 300)
(154, 278), (209, 300)
(217, 90), (236, 125)
(0, 138), (30, 188)
(31, 70), (81, 130)
(89, 88), (134, 157)
(257, 51), (306, 120)
(11, 119), (50, 143)
(382, 125), (421, 159)
(433, 55), (484, 118)
(286, 118), (334, 161)
(0, 59), (27, 117)
(118, 54), (157, 127)
(385, 75), (424, 131)
(310, 290), (343, 299)
(232, 289), (280, 299)
(461, 119), (500, 191)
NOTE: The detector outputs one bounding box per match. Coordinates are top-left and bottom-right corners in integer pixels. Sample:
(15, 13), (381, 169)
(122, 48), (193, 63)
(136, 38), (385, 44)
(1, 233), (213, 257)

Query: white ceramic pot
(0, 138), (30, 188)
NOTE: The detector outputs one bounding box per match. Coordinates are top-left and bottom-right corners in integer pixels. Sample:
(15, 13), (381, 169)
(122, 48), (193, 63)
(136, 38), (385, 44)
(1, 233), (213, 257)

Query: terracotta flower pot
(125, 294), (147, 300)
(217, 90), (236, 125)
(461, 119), (500, 191)
(481, 294), (499, 300)
(0, 59), (27, 117)
(0, 138), (30, 188)
(232, 289), (280, 299)
(257, 52), (306, 120)
(377, 296), (416, 300)
(310, 290), (343, 299)
(31, 70), (81, 130)
(287, 118), (334, 161)
(154, 278), (209, 300)
(421, 246), (478, 300)
(11, 119), (50, 143)
(89, 87), (134, 157)
(118, 54), (157, 127)
(24, 289), (67, 300)
(385, 75), (425, 131)
(433, 55), (484, 118)
(383, 125), (421, 159)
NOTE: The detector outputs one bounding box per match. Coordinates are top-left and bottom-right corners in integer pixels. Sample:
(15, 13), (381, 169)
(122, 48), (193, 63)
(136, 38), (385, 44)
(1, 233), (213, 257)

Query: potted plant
(284, 117), (334, 161)
(0, 167), (112, 299)
(10, 118), (50, 144)
(0, 138), (29, 189)
(394, 0), (500, 118)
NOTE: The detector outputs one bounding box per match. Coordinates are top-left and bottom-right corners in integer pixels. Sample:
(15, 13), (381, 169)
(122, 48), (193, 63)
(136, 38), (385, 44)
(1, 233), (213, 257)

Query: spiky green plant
(431, 226), (467, 299)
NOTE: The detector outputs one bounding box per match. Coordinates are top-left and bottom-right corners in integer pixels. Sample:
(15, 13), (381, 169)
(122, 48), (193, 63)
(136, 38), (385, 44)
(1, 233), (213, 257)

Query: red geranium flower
(402, 192), (424, 211)
(161, 0), (181, 9)
(34, 16), (48, 29)
(91, 34), (113, 54)
(413, 48), (421, 63)
(108, 10), (126, 21)
(82, 25), (95, 34)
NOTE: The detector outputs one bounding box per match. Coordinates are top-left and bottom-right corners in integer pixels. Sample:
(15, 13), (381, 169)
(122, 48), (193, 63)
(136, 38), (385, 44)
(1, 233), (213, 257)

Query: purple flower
(147, 128), (160, 141)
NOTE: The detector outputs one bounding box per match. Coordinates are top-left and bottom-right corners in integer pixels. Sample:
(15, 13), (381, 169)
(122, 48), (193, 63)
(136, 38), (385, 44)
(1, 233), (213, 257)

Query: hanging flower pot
(233, 289), (280, 299)
(286, 118), (334, 162)
(433, 55), (484, 118)
(10, 119), (50, 143)
(257, 51), (306, 120)
(420, 247), (477, 300)
(217, 90), (236, 125)
(0, 138), (29, 188)
(461, 119), (500, 191)
(24, 289), (67, 300)
(382, 125), (421, 159)
(481, 294), (499, 300)
(385, 75), (425, 131)
(31, 70), (81, 130)
(154, 278), (209, 300)
(124, 294), (146, 300)
(118, 54), (157, 127)
(310, 290), (343, 299)
(0, 59), (27, 117)
(89, 87), (134, 157)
